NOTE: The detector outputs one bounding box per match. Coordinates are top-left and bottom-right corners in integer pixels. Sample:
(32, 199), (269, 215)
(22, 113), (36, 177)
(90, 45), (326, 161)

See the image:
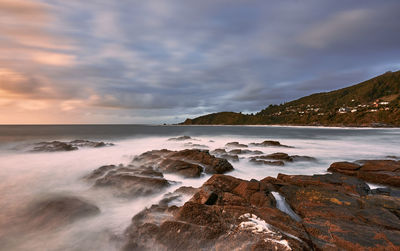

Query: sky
(0, 0), (399, 124)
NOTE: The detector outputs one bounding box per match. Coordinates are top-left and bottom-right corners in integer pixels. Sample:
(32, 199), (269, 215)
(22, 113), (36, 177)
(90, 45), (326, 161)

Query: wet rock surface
(123, 174), (310, 251)
(123, 165), (400, 251)
(132, 149), (234, 176)
(329, 159), (400, 187)
(250, 152), (316, 166)
(31, 140), (114, 152)
(87, 164), (172, 197)
(249, 140), (293, 148)
(86, 149), (233, 197)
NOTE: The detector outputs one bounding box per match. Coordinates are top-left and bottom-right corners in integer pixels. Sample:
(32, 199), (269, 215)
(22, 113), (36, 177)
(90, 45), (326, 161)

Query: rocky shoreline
(19, 138), (400, 250)
(122, 159), (400, 250)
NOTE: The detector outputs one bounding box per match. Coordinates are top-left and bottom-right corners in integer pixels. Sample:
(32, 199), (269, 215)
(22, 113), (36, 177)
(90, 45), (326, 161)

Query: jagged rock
(31, 140), (114, 152)
(328, 159), (400, 187)
(225, 142), (248, 148)
(249, 140), (293, 148)
(124, 168), (400, 250)
(123, 174), (310, 250)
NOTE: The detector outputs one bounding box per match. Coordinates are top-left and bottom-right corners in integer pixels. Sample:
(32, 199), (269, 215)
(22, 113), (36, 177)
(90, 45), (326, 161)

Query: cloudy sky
(0, 0), (399, 124)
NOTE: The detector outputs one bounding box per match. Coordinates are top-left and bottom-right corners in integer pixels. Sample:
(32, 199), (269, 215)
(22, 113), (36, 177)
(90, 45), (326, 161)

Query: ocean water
(0, 125), (399, 250)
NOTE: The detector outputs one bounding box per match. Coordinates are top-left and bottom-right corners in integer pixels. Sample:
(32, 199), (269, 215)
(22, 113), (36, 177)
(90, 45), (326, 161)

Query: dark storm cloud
(2, 0), (400, 123)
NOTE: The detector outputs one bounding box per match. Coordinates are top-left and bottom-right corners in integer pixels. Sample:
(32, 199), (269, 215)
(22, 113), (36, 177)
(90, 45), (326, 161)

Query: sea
(0, 125), (399, 250)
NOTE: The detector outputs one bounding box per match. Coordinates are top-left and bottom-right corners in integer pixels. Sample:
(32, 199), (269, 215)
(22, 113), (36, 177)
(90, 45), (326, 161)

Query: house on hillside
(338, 107), (350, 113)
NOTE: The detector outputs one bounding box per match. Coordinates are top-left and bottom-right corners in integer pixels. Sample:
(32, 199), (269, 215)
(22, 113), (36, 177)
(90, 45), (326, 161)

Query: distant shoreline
(172, 124), (399, 129)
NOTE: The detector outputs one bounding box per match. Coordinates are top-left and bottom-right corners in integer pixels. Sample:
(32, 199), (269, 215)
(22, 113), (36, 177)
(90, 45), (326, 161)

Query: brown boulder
(158, 159), (203, 178)
(329, 159), (400, 187)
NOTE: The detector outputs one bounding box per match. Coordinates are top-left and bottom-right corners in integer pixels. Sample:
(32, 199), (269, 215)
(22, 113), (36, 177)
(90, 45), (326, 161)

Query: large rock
(124, 170), (400, 250)
(272, 173), (400, 250)
(87, 165), (172, 197)
(132, 149), (234, 177)
(123, 174), (311, 250)
(86, 149), (234, 196)
(31, 140), (114, 152)
(328, 159), (400, 187)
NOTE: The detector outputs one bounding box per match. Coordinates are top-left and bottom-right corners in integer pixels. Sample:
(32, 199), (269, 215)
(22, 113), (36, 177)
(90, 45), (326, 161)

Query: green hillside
(181, 70), (400, 127)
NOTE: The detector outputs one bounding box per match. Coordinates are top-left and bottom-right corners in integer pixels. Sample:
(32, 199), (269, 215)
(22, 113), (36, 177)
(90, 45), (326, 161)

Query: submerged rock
(31, 141), (78, 152)
(31, 140), (114, 152)
(183, 142), (209, 148)
(211, 148), (227, 155)
(219, 154), (239, 162)
(249, 140), (293, 148)
(328, 159), (400, 187)
(167, 136), (193, 141)
(25, 195), (100, 229)
(229, 149), (264, 155)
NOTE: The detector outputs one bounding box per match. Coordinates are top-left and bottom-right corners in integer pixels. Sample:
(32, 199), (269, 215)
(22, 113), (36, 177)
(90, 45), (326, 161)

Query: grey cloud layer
(2, 0), (400, 123)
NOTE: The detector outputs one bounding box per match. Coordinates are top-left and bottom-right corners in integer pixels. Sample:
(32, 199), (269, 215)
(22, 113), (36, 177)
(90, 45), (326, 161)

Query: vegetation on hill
(181, 71), (400, 127)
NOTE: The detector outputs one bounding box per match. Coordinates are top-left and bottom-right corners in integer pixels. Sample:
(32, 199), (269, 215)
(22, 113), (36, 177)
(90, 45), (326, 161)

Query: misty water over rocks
(0, 125), (399, 250)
